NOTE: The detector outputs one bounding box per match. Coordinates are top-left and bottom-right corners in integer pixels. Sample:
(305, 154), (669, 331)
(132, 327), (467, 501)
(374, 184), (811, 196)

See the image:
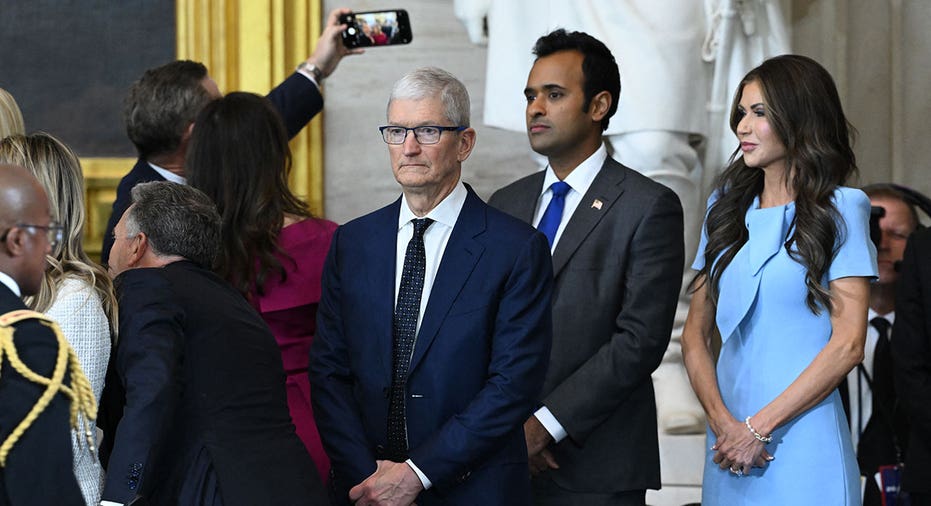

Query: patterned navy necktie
(537, 181), (571, 247)
(386, 217), (433, 461)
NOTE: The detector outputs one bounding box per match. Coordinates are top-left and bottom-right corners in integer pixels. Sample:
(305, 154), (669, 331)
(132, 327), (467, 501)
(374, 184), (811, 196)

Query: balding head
(0, 163), (54, 295)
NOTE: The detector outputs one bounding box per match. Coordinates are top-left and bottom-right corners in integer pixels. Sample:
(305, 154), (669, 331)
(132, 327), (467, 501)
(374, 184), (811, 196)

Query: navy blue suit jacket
(100, 72), (324, 264)
(310, 185), (553, 505)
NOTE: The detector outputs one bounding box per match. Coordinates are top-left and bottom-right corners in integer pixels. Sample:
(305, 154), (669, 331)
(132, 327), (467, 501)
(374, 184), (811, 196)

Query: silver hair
(126, 181), (221, 268)
(387, 67), (471, 126)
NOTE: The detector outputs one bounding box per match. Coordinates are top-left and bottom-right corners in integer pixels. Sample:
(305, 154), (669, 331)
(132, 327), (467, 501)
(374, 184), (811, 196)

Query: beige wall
(322, 0), (931, 224)
(321, 0), (531, 224)
(792, 0), (931, 202)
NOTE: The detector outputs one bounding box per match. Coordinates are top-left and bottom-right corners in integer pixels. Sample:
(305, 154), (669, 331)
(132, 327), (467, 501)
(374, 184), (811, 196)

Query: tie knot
(550, 181), (571, 199)
(412, 218), (433, 238)
(870, 316), (891, 338)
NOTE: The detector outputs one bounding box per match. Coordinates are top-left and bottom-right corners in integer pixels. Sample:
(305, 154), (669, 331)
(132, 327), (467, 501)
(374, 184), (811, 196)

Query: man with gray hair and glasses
(99, 181), (326, 505)
(311, 67), (553, 506)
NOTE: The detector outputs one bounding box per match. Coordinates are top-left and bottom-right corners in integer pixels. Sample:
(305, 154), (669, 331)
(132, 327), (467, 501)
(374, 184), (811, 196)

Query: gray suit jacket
(489, 156), (684, 493)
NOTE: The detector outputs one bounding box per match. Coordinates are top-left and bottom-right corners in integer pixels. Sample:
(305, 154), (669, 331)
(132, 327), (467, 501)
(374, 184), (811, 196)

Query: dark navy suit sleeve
(266, 72), (324, 139)
(0, 319), (84, 506)
(310, 227), (379, 497)
(101, 269), (184, 504)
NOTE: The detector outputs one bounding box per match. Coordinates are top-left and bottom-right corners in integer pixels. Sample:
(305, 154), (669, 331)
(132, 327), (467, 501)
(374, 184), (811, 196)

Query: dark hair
(694, 54), (858, 314)
(186, 92), (310, 296)
(532, 29), (620, 131)
(126, 181), (221, 268)
(124, 60), (212, 159)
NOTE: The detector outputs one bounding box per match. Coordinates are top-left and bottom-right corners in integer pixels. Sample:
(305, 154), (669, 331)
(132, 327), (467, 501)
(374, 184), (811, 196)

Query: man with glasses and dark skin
(311, 67), (553, 506)
(0, 164), (83, 506)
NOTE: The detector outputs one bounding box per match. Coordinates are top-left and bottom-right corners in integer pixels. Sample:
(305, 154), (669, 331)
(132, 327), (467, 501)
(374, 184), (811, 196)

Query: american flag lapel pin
(591, 199), (603, 210)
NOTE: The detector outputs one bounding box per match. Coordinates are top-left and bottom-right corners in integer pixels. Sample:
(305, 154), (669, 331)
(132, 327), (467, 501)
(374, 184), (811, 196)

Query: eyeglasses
(0, 222), (65, 249)
(379, 125), (466, 145)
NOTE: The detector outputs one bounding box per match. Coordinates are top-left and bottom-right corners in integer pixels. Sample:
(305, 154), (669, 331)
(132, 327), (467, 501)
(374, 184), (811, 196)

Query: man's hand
(524, 415), (554, 456)
(529, 447), (559, 475)
(348, 460), (423, 506)
(305, 7), (364, 78)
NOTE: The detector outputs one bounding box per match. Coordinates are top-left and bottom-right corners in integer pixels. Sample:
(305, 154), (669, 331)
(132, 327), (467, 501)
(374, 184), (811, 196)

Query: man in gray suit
(489, 29), (684, 505)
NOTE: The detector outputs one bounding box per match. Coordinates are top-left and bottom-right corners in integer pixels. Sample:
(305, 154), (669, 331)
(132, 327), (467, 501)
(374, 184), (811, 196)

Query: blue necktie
(537, 181), (571, 247)
(386, 218), (433, 461)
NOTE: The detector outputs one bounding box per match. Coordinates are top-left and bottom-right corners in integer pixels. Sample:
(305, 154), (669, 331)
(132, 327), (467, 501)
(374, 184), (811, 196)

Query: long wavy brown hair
(186, 92), (310, 296)
(0, 133), (118, 337)
(693, 54), (858, 314)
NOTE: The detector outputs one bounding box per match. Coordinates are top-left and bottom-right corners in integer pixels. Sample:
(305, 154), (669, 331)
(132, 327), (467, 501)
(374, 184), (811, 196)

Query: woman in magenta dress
(187, 92), (335, 482)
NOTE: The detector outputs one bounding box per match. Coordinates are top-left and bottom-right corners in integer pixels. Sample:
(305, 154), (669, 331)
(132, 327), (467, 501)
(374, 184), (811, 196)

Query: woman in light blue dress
(682, 54), (878, 505)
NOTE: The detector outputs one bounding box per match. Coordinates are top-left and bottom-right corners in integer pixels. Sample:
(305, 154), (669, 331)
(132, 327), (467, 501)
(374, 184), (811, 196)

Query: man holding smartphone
(100, 7), (362, 265)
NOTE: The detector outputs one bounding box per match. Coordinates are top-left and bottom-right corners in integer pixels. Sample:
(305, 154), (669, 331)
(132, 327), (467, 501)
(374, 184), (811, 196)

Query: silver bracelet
(745, 416), (773, 443)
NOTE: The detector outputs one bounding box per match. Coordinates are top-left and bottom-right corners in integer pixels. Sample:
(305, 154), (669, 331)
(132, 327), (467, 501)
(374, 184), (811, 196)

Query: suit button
(457, 471), (471, 483)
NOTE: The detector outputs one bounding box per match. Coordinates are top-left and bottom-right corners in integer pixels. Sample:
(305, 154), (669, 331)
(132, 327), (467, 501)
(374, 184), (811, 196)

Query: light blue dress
(694, 186), (878, 505)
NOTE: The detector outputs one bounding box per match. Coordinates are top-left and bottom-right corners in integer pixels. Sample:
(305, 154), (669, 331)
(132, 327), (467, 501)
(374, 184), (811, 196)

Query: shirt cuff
(100, 501), (123, 506)
(534, 406), (568, 443)
(295, 67), (320, 88)
(406, 459), (432, 490)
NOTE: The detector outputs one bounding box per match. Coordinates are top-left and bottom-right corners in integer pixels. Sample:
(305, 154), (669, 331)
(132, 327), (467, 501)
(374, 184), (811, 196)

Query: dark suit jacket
(489, 156), (684, 493)
(0, 284), (84, 506)
(310, 186), (553, 505)
(98, 261), (326, 505)
(892, 227), (931, 493)
(100, 72), (324, 264)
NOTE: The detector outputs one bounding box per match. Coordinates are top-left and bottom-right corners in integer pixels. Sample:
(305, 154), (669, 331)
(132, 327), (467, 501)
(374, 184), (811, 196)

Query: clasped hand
(349, 460), (423, 506)
(710, 417), (774, 476)
(524, 416), (559, 475)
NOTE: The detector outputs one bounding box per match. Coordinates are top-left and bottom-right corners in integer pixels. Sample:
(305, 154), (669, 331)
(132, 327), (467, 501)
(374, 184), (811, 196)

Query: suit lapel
(372, 199), (403, 379)
(408, 187), (486, 373)
(551, 159), (627, 277)
(505, 173), (544, 224)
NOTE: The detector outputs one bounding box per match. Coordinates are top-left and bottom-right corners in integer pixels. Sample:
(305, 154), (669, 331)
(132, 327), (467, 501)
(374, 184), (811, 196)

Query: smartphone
(340, 9), (412, 48)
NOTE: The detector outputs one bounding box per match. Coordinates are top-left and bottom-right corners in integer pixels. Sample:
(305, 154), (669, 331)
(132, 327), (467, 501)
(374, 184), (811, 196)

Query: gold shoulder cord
(0, 309), (98, 467)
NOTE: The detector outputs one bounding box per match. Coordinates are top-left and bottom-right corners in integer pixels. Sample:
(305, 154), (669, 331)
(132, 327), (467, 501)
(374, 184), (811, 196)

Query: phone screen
(341, 10), (412, 48)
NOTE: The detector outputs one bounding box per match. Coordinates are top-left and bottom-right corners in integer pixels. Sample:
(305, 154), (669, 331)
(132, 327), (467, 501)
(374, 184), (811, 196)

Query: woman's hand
(710, 416), (773, 476)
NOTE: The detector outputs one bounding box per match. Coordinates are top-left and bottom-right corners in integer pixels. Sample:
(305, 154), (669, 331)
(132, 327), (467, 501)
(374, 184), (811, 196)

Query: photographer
(843, 183), (921, 506)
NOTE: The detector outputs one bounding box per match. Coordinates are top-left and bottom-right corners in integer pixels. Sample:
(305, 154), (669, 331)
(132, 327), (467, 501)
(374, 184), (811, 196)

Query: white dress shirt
(0, 271), (21, 297)
(531, 144), (606, 443)
(846, 308), (895, 449)
(148, 162), (186, 185)
(393, 180), (468, 489)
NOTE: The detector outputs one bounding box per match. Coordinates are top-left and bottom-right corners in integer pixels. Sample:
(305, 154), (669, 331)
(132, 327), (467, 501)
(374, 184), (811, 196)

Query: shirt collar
(148, 162), (187, 185)
(539, 143), (607, 197)
(868, 307), (895, 325)
(0, 271), (21, 297)
(398, 180), (467, 230)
